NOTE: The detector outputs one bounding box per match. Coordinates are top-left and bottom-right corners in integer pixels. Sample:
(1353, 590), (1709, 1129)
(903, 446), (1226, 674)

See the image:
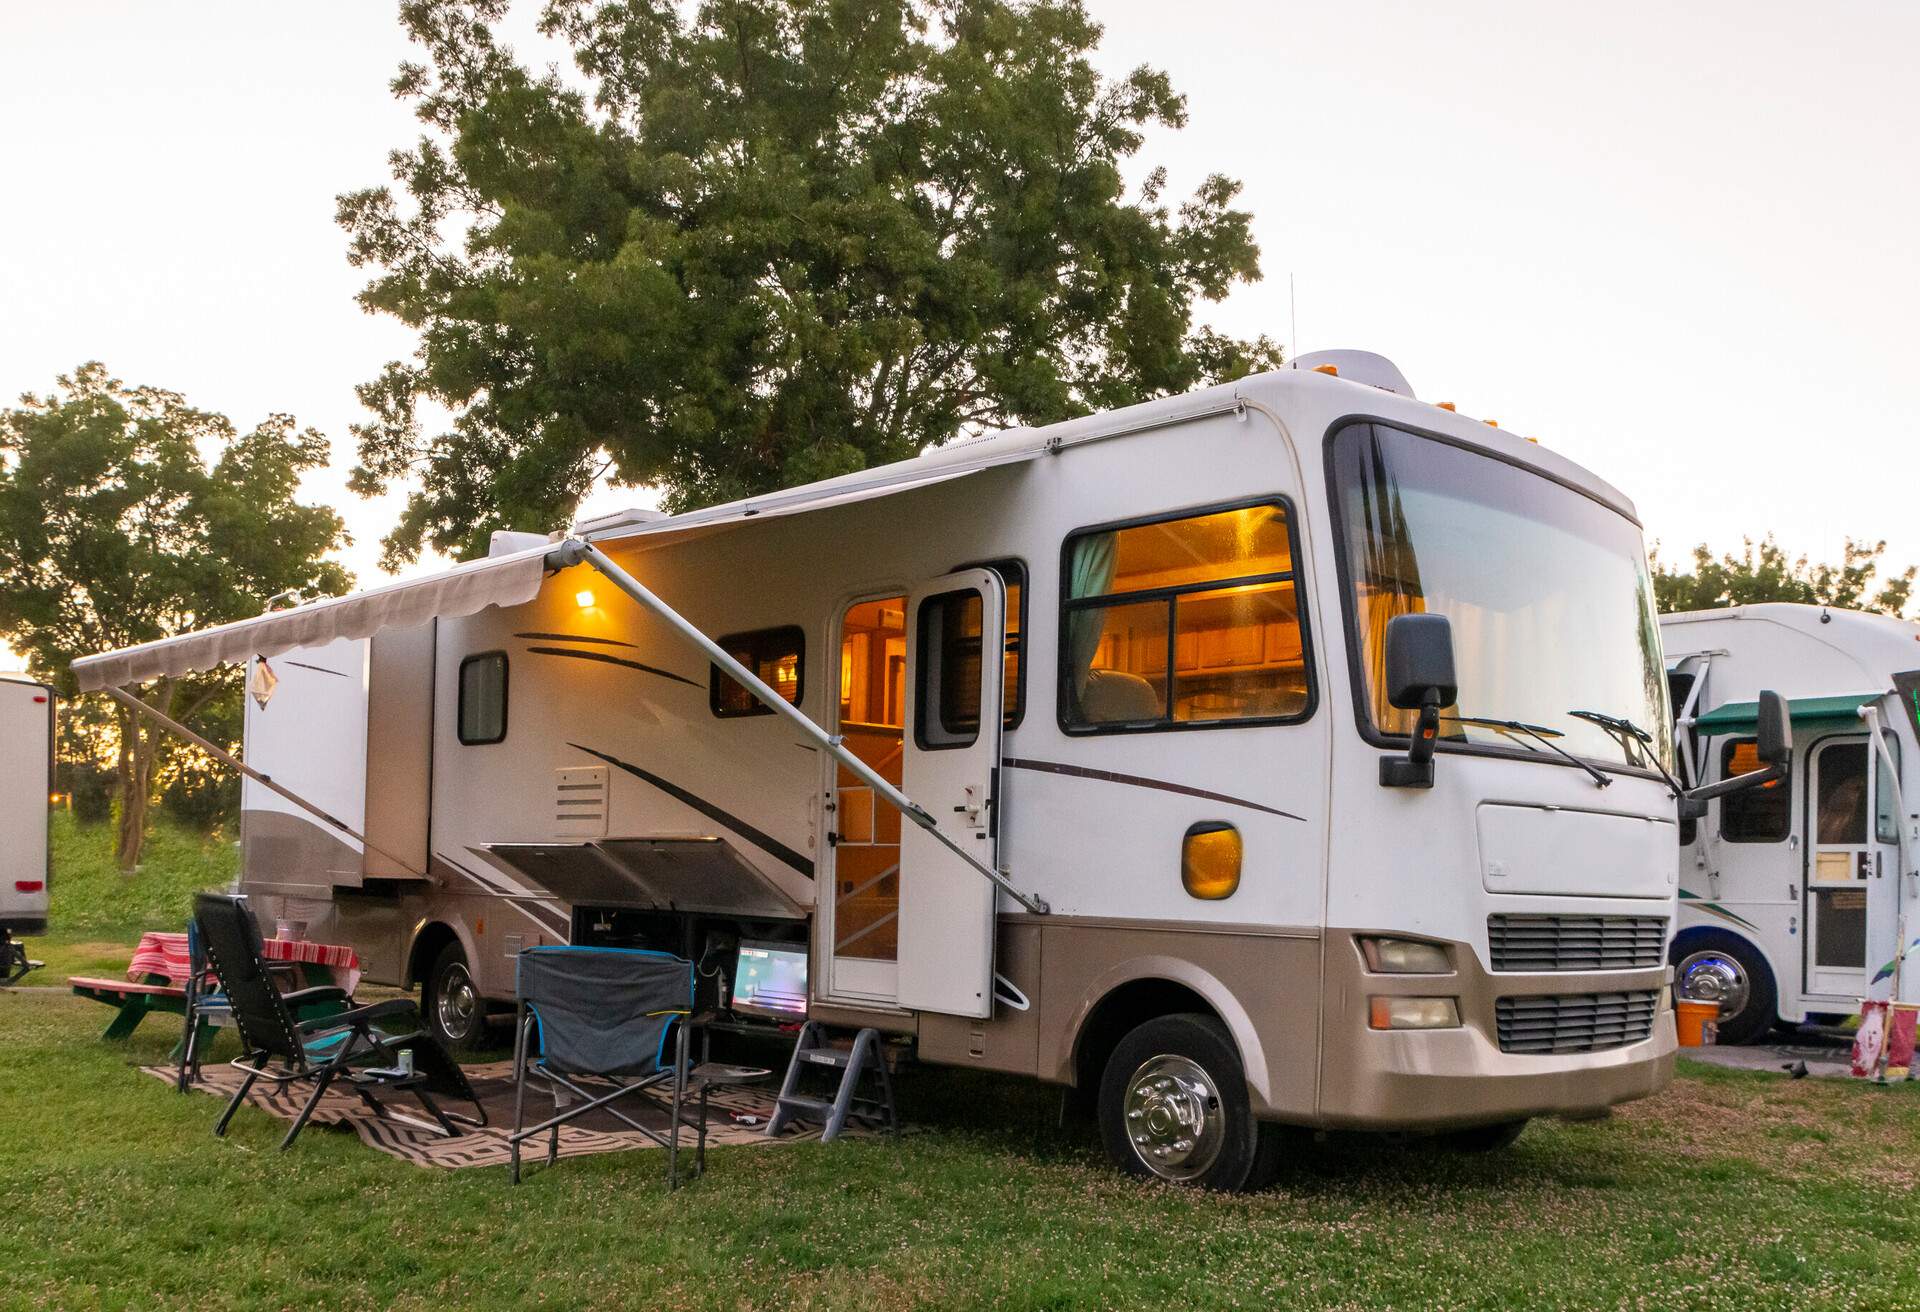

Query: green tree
(0, 364), (352, 870)
(340, 0), (1282, 565)
(1652, 535), (1915, 617)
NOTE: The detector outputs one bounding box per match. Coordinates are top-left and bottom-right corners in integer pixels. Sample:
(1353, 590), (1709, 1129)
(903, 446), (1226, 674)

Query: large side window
(457, 652), (508, 745)
(1059, 501), (1311, 732)
(1720, 738), (1788, 842)
(711, 626), (805, 718)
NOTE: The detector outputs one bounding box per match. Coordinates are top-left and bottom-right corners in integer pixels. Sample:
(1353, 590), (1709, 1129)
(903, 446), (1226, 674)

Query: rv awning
(1693, 693), (1882, 734)
(70, 542), (555, 691)
(581, 442), (1041, 548)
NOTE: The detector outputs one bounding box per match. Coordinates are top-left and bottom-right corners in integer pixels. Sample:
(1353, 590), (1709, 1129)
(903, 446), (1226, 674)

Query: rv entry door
(896, 568), (1006, 1019)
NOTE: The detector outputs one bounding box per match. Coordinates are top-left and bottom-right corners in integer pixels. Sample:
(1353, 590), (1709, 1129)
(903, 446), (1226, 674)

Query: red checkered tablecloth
(125, 930), (362, 996)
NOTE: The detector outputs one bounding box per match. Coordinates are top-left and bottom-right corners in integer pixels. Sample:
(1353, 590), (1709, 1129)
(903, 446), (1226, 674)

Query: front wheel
(423, 941), (486, 1055)
(1671, 930), (1776, 1046)
(1098, 1013), (1270, 1191)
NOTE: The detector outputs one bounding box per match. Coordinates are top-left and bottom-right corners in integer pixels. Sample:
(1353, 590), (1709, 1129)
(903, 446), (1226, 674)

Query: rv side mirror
(1380, 614), (1457, 789)
(1683, 688), (1793, 806)
(1755, 689), (1791, 768)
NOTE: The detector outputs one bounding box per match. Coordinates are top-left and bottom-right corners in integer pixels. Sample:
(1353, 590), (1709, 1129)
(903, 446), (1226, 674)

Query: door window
(1815, 742), (1868, 844)
(915, 589), (985, 749)
(831, 597), (907, 966)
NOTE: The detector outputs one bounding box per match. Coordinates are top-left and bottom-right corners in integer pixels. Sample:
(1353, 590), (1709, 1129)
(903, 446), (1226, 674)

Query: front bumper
(1314, 927), (1675, 1130)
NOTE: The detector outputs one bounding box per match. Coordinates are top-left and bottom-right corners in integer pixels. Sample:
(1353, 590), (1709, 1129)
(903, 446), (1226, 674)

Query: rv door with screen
(896, 568), (1006, 1018)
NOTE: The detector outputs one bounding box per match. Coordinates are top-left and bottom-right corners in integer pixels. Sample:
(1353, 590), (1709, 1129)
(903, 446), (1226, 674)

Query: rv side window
(1720, 738), (1788, 842)
(915, 589), (985, 749)
(1877, 735), (1902, 844)
(1058, 501), (1310, 732)
(711, 626), (805, 718)
(457, 652), (509, 745)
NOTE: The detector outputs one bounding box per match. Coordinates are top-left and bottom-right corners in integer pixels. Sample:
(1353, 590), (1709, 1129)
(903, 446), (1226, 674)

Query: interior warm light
(575, 589), (595, 609)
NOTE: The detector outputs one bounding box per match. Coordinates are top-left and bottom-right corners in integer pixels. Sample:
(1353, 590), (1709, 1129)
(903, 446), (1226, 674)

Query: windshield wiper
(1568, 709), (1687, 798)
(1441, 715), (1611, 789)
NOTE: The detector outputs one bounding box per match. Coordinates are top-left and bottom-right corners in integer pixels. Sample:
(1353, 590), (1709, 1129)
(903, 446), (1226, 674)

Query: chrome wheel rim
(437, 962), (479, 1040)
(1121, 1054), (1225, 1182)
(1676, 950), (1749, 1020)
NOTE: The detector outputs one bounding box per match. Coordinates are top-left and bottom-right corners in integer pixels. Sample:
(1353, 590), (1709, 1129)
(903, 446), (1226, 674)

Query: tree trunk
(113, 680), (171, 872)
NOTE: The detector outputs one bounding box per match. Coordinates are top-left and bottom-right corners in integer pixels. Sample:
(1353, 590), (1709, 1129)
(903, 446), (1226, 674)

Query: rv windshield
(1330, 422), (1673, 773)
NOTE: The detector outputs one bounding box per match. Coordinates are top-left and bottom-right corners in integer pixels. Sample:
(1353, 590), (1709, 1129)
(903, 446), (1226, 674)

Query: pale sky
(3, 1), (1916, 673)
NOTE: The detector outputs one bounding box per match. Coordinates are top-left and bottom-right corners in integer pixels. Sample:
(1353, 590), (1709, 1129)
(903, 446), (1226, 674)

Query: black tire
(1098, 1013), (1266, 1191)
(1435, 1118), (1528, 1152)
(422, 940), (486, 1055)
(1670, 929), (1776, 1046)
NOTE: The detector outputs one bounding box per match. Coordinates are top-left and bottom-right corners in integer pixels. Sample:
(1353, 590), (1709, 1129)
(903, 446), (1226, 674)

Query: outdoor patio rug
(142, 1060), (881, 1169)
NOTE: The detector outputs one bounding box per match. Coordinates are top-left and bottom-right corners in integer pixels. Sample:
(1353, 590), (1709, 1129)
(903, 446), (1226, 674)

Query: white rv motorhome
(1663, 604), (1920, 1042)
(1, 676), (53, 985)
(77, 354), (1720, 1188)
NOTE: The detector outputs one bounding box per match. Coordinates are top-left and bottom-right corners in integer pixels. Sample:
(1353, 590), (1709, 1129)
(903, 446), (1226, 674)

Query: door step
(766, 1021), (899, 1142)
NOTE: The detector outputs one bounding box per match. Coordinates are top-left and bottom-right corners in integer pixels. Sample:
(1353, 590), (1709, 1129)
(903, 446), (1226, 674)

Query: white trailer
(78, 353), (1742, 1187)
(1, 677), (53, 984)
(1662, 603), (1920, 1042)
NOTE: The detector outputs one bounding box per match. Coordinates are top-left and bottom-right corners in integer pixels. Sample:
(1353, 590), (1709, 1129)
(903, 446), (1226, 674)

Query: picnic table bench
(70, 931), (362, 1052)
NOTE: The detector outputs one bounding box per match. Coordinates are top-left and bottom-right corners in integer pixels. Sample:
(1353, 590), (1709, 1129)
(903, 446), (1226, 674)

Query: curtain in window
(1065, 532), (1118, 699)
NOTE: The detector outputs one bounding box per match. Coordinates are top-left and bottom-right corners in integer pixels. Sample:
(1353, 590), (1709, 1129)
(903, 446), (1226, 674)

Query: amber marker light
(574, 589), (596, 609)
(1312, 363), (1339, 376)
(1436, 402), (1457, 411)
(1181, 822), (1242, 900)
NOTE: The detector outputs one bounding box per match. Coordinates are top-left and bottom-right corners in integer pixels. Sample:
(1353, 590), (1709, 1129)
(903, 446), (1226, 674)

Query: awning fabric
(1693, 692), (1883, 734)
(71, 543), (554, 691)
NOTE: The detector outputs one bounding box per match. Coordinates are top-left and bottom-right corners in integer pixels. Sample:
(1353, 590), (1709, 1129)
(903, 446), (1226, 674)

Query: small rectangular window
(1060, 501), (1310, 732)
(457, 652), (508, 745)
(1720, 738), (1788, 842)
(711, 626), (805, 718)
(1877, 735), (1901, 845)
(915, 589), (984, 750)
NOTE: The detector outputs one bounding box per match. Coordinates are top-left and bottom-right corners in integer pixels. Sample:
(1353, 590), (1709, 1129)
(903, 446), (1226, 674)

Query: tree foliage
(0, 364), (352, 867)
(339, 0), (1283, 565)
(1652, 535), (1915, 617)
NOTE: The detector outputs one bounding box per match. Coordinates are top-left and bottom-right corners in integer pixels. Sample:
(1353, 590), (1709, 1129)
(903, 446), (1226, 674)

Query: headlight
(1369, 996), (1462, 1030)
(1359, 936), (1453, 974)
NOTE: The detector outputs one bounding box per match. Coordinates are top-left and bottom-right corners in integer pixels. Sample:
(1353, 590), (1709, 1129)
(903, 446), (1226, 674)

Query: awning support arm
(553, 539), (1050, 915)
(100, 686), (429, 881)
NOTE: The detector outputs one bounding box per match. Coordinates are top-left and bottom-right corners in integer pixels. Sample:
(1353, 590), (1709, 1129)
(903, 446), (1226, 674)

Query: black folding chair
(509, 946), (707, 1187)
(193, 893), (486, 1150)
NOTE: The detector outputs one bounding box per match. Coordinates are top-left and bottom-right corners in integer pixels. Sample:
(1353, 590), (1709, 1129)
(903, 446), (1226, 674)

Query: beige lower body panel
(914, 915), (1674, 1131)
(1315, 927), (1675, 1129)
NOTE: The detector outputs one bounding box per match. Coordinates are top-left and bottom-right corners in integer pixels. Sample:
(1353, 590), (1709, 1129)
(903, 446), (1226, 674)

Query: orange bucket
(1675, 999), (1719, 1047)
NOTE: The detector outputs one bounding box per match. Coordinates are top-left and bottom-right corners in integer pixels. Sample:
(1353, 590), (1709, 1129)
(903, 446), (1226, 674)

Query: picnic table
(70, 930), (363, 1045)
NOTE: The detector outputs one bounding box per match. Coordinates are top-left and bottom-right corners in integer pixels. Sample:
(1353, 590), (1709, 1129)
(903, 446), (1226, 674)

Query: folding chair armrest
(297, 996), (417, 1032)
(281, 985), (351, 1011)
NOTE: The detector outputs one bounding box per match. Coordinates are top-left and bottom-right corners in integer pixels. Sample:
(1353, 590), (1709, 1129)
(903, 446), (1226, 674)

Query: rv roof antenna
(1289, 272), (1298, 366)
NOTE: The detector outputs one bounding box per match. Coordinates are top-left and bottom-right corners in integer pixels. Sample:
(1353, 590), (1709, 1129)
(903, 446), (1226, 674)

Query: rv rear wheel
(1671, 930), (1775, 1046)
(423, 942), (485, 1055)
(1098, 1013), (1267, 1191)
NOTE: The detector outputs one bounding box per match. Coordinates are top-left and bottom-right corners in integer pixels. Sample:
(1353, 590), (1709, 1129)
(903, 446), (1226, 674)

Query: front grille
(1495, 991), (1660, 1054)
(1487, 914), (1667, 972)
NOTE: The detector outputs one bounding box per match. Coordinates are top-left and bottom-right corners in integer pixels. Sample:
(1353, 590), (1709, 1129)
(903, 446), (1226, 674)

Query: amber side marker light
(1181, 822), (1242, 900)
(1312, 363), (1339, 376)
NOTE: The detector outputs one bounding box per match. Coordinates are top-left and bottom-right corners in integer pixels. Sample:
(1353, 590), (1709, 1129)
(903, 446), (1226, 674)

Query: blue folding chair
(509, 946), (707, 1187)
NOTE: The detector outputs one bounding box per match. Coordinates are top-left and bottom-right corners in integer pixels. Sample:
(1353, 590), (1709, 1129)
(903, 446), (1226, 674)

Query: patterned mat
(143, 1060), (872, 1169)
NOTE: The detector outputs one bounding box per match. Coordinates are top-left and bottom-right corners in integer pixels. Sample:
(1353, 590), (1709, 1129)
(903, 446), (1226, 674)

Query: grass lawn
(19, 811), (239, 984)
(9, 819), (1920, 1308)
(1, 987), (1916, 1310)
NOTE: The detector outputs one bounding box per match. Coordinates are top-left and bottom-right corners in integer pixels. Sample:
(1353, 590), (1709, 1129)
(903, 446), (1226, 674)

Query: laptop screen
(732, 940), (809, 1019)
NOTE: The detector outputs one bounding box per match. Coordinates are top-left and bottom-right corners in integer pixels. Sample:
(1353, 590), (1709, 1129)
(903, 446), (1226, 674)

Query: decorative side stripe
(283, 660), (352, 679)
(1003, 757), (1305, 822)
(1677, 888), (1762, 934)
(514, 631), (637, 649)
(434, 853), (571, 937)
(527, 646), (701, 688)
(569, 743), (814, 877)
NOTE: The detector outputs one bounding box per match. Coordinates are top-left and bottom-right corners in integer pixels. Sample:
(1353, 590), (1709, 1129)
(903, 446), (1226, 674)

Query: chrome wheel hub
(1121, 1054), (1225, 1182)
(437, 962), (479, 1040)
(1676, 950), (1749, 1019)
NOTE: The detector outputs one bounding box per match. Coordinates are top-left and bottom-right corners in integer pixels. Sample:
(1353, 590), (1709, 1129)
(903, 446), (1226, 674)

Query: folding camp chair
(509, 946), (707, 1188)
(193, 893), (486, 1149)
